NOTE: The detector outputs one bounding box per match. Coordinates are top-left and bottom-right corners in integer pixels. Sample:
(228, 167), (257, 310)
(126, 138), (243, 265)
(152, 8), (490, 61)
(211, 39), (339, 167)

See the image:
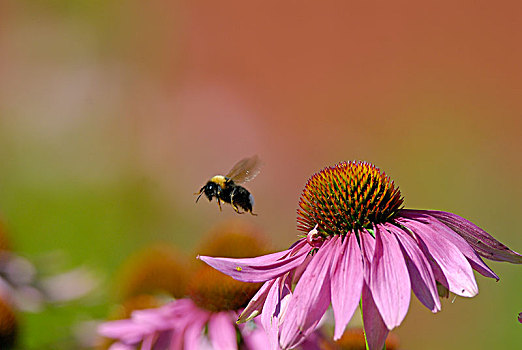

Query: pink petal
(208, 312), (238, 350)
(410, 209), (522, 264)
(98, 319), (153, 344)
(370, 226), (411, 330)
(362, 283), (389, 350)
(279, 236), (338, 349)
(386, 223), (441, 312)
(402, 210), (499, 280)
(238, 279), (275, 323)
(330, 233), (364, 339)
(182, 315), (207, 350)
(131, 309), (175, 331)
(108, 343), (134, 350)
(261, 276), (288, 350)
(398, 217), (478, 297)
(141, 335), (154, 350)
(299, 331), (323, 350)
(198, 240), (310, 283)
(360, 229), (376, 282)
(290, 253), (314, 285)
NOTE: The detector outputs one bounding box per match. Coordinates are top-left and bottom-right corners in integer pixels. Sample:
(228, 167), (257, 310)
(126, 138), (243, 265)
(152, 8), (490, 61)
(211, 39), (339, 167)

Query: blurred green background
(0, 0), (521, 348)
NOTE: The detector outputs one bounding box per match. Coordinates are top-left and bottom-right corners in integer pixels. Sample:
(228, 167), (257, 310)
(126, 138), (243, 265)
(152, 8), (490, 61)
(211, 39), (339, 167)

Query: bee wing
(226, 155), (261, 184)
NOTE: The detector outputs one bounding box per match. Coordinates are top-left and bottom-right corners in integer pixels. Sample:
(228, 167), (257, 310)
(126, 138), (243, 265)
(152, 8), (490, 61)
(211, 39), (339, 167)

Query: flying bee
(195, 156), (261, 215)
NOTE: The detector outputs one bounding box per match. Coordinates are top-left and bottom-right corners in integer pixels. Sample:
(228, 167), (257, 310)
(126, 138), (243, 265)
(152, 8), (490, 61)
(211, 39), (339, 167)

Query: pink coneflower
(99, 222), (274, 350)
(98, 296), (269, 350)
(199, 161), (522, 350)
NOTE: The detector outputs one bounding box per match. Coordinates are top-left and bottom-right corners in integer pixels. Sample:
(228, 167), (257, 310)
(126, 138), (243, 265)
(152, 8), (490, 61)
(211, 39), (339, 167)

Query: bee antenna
(195, 192), (203, 203)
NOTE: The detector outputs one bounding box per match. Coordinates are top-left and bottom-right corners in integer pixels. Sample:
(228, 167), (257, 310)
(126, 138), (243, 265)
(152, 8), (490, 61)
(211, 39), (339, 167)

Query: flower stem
(360, 301), (370, 350)
(360, 301), (386, 350)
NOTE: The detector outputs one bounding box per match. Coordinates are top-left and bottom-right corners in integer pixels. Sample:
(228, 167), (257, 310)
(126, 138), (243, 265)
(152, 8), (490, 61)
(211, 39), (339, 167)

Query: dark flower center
(297, 161), (403, 236)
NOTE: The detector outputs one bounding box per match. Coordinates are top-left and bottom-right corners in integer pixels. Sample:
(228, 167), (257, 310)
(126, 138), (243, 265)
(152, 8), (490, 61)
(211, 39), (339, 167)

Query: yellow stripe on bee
(210, 175), (227, 188)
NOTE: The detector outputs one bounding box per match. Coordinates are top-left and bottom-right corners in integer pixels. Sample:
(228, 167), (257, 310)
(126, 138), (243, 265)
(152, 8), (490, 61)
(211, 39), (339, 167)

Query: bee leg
(230, 197), (243, 214)
(217, 198), (223, 211)
(249, 210), (258, 216)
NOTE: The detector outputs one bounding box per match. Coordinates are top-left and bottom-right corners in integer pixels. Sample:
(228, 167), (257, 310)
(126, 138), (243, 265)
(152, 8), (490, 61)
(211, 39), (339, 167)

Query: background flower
(98, 221), (275, 350)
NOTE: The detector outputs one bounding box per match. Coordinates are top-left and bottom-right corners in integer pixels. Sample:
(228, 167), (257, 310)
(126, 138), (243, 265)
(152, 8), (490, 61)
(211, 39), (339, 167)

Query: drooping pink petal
(362, 283), (389, 350)
(140, 334), (154, 350)
(359, 229), (376, 282)
(238, 279), (276, 323)
(208, 312), (238, 350)
(98, 319), (153, 345)
(386, 223), (441, 312)
(168, 303), (207, 349)
(108, 343), (134, 350)
(299, 331), (323, 350)
(279, 236), (339, 349)
(261, 276), (287, 350)
(401, 210), (499, 280)
(197, 239), (310, 283)
(153, 331), (175, 350)
(407, 209), (522, 264)
(330, 233), (364, 340)
(182, 314), (208, 350)
(398, 217), (478, 297)
(290, 253), (314, 285)
(132, 306), (178, 331)
(370, 226), (411, 330)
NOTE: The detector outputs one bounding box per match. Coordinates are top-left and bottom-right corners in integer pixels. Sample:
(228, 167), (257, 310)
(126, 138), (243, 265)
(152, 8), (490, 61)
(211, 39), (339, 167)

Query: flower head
(98, 287), (269, 350)
(99, 221), (273, 350)
(199, 161), (522, 350)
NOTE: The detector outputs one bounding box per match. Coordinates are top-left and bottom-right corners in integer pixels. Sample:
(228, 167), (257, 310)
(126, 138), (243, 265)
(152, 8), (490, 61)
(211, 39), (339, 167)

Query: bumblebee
(195, 156), (260, 215)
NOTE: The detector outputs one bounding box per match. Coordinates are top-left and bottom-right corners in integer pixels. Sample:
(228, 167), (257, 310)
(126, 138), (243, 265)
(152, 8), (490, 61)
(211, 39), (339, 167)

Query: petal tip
(238, 310), (259, 323)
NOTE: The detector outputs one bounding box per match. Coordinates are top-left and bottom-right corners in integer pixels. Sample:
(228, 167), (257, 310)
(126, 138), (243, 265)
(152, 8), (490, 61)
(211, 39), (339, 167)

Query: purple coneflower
(98, 296), (269, 350)
(99, 222), (274, 350)
(199, 161), (522, 350)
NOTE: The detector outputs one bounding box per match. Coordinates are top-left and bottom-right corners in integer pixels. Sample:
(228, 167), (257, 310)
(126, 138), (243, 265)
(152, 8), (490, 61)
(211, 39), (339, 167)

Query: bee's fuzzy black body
(198, 178), (255, 214)
(195, 156), (260, 215)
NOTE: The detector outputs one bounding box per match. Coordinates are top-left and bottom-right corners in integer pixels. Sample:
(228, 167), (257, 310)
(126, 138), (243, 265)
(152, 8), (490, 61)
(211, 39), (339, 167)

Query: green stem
(360, 300), (386, 350)
(360, 301), (370, 350)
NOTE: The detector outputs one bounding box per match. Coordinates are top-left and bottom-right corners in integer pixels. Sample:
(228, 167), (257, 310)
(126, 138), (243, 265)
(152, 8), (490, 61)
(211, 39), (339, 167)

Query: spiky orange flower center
(297, 161), (403, 235)
(188, 266), (261, 312)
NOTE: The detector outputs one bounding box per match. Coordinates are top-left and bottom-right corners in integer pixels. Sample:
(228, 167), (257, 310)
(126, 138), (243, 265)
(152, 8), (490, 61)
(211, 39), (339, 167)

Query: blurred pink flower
(98, 298), (270, 350)
(199, 161), (522, 350)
